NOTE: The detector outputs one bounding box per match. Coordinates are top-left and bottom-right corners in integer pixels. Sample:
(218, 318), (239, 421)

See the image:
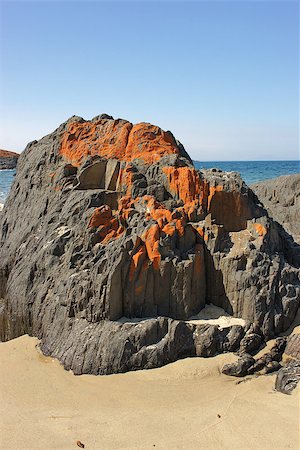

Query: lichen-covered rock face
(251, 174), (300, 245)
(0, 114), (299, 374)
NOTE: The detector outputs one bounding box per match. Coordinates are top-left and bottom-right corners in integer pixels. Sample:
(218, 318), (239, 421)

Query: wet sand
(0, 335), (299, 450)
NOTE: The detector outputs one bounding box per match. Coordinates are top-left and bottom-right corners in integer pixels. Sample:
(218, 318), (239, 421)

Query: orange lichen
(88, 205), (124, 244)
(102, 226), (124, 244)
(149, 206), (173, 225)
(100, 229), (117, 244)
(142, 224), (161, 269)
(118, 195), (134, 211)
(117, 164), (135, 195)
(183, 202), (197, 221)
(163, 166), (203, 204)
(60, 120), (181, 166)
(74, 116), (248, 264)
(87, 170), (221, 254)
(252, 223), (267, 237)
(197, 227), (204, 238)
(207, 185), (223, 210)
(132, 245), (147, 269)
(162, 223), (176, 237)
(88, 205), (113, 228)
(129, 244), (148, 281)
(60, 120), (132, 166)
(125, 123), (180, 164)
(61, 119), (227, 257)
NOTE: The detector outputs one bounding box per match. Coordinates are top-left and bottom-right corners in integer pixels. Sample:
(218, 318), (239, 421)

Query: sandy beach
(0, 335), (298, 450)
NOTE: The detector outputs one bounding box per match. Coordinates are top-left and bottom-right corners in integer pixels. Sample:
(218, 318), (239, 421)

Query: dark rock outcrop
(275, 333), (300, 394)
(275, 359), (300, 394)
(0, 115), (299, 374)
(221, 337), (287, 377)
(222, 332), (300, 394)
(222, 354), (256, 377)
(0, 149), (19, 170)
(251, 174), (300, 244)
(39, 317), (248, 375)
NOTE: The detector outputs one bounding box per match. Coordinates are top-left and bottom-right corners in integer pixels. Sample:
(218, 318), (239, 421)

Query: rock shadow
(204, 245), (233, 316)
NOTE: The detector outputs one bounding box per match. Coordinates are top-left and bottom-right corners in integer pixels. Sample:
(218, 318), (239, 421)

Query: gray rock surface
(275, 333), (300, 394)
(251, 174), (300, 244)
(275, 359), (300, 394)
(0, 115), (299, 374)
(284, 333), (300, 360)
(222, 354), (256, 377)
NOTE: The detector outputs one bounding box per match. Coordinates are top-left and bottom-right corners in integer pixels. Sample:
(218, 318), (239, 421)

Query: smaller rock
(63, 164), (77, 177)
(263, 360), (281, 374)
(76, 441), (85, 448)
(92, 113), (114, 121)
(275, 359), (300, 394)
(239, 332), (262, 355)
(248, 338), (286, 374)
(221, 354), (255, 377)
(223, 325), (245, 352)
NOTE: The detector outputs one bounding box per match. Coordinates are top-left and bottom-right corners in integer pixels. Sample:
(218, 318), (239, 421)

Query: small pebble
(76, 441), (85, 448)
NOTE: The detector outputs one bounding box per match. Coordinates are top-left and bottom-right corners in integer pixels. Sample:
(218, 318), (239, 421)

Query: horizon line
(194, 159), (299, 163)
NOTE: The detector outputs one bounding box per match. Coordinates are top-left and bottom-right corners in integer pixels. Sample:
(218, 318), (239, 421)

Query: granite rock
(0, 115), (299, 374)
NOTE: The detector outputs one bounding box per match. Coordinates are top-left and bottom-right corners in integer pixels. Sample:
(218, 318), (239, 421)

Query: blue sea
(0, 169), (16, 203)
(0, 161), (299, 203)
(194, 160), (299, 185)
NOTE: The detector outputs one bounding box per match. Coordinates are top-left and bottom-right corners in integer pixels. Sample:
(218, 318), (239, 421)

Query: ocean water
(194, 160), (300, 185)
(0, 169), (16, 203)
(0, 161), (299, 203)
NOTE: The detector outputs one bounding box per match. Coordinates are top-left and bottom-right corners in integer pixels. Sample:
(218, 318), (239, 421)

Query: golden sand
(0, 335), (299, 450)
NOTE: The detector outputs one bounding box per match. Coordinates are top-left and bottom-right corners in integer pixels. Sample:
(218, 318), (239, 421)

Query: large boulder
(0, 115), (299, 374)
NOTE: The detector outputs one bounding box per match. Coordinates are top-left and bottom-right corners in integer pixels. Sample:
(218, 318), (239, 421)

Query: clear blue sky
(0, 1), (298, 161)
